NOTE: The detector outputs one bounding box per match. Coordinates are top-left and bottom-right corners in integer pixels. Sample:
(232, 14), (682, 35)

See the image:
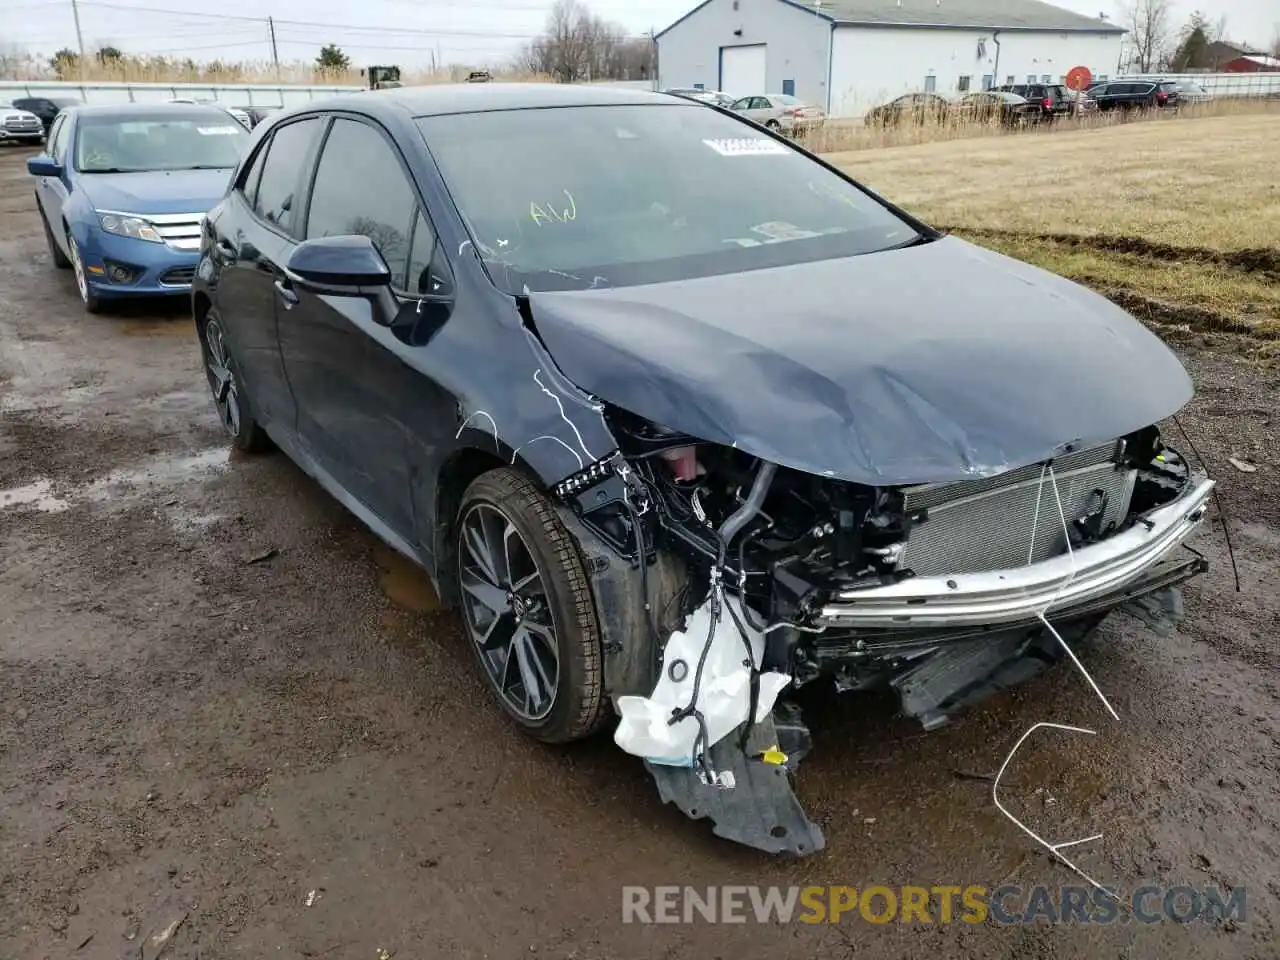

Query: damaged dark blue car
(192, 83), (1213, 855)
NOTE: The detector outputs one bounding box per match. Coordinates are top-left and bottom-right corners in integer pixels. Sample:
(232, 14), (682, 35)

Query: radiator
(898, 442), (1137, 576)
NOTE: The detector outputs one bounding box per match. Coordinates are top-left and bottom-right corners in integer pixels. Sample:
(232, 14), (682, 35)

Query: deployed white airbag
(613, 593), (791, 768)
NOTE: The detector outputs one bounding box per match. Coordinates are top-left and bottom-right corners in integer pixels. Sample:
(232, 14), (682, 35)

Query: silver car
(662, 88), (736, 108)
(167, 98), (252, 130)
(729, 93), (826, 135)
(1175, 80), (1213, 104)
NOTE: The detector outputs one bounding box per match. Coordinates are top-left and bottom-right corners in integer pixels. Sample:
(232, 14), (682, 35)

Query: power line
(70, 3), (540, 39)
(73, 2), (270, 23)
(143, 39), (271, 55)
(368, 0), (675, 11)
(71, 1), (650, 39)
(272, 37), (532, 52)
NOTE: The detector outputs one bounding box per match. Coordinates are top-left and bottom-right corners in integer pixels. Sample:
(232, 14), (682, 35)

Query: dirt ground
(2, 141), (1278, 960)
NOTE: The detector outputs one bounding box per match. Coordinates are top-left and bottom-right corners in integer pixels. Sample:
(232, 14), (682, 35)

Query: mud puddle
(373, 543), (441, 613)
(85, 447), (231, 501)
(0, 447), (231, 516)
(0, 479), (70, 513)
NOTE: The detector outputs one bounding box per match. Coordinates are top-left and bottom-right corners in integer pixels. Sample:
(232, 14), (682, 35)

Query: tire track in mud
(939, 226), (1280, 282)
(940, 226), (1280, 345)
(1094, 287), (1276, 341)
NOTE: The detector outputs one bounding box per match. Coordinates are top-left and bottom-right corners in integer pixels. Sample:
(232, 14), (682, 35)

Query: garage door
(720, 44), (767, 98)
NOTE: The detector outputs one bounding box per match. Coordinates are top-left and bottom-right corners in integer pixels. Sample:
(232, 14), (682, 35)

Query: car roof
(308, 82), (689, 119)
(64, 102), (238, 120)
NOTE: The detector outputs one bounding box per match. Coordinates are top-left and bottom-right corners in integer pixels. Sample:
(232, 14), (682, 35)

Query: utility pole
(268, 16), (280, 80)
(649, 27), (657, 89)
(70, 0), (86, 79)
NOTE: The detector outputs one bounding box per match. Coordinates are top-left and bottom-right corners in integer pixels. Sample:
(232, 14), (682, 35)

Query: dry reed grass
(0, 53), (540, 86)
(827, 113), (1280, 345)
(799, 96), (1280, 154)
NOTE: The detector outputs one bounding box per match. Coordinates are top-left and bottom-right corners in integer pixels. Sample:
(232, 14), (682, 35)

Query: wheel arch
(432, 446), (516, 607)
(193, 290), (213, 329)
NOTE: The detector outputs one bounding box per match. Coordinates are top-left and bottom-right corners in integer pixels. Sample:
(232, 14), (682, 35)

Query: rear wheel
(765, 119), (781, 132)
(455, 467), (606, 743)
(199, 309), (271, 453)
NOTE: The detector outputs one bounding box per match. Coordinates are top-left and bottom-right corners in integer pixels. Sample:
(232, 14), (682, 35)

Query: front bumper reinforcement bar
(819, 475), (1214, 628)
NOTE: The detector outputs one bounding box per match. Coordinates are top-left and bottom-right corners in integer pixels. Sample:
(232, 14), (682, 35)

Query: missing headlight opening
(552, 408), (1213, 855)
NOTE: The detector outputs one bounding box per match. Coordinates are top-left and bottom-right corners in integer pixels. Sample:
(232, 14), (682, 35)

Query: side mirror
(27, 155), (63, 178)
(285, 234), (391, 293)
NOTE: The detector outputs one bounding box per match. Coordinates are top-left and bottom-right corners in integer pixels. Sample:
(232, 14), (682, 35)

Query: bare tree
(514, 0), (653, 82)
(1271, 28), (1280, 59)
(1120, 0), (1174, 72)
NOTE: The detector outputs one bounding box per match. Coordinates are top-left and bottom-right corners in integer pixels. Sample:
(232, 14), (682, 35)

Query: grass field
(829, 113), (1280, 350)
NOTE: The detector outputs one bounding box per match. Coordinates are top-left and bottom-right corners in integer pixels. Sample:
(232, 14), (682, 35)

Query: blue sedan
(26, 103), (250, 313)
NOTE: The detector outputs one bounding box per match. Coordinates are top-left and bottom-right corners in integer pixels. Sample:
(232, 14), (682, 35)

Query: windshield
(418, 103), (919, 293)
(74, 114), (248, 173)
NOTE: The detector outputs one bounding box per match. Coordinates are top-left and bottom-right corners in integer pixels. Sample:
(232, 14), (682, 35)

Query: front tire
(199, 309), (271, 453)
(456, 467), (606, 744)
(66, 230), (102, 314)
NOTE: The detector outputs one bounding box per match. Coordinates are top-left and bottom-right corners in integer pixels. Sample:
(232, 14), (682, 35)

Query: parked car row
(863, 77), (1200, 128)
(864, 87), (1094, 127)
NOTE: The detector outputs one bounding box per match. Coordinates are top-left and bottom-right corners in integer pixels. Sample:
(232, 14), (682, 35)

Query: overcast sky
(6, 0), (1277, 69)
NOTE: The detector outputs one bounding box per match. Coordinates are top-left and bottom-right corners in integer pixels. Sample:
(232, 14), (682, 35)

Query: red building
(1222, 55), (1280, 72)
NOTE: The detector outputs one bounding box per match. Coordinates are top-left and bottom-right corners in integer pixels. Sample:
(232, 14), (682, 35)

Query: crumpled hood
(526, 236), (1194, 486)
(78, 168), (232, 216)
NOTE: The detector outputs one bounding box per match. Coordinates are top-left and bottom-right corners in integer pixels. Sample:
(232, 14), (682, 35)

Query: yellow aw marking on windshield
(530, 190), (578, 226)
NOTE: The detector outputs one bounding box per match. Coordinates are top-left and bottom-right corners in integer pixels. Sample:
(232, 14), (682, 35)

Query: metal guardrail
(0, 80), (364, 108)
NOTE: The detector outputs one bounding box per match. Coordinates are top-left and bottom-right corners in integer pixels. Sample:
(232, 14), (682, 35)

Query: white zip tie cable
(991, 463), (1127, 901)
(991, 722), (1115, 899)
(1037, 463), (1121, 722)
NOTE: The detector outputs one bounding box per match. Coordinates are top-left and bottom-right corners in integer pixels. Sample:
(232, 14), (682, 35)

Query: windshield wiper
(886, 232), (937, 251)
(179, 165), (234, 170)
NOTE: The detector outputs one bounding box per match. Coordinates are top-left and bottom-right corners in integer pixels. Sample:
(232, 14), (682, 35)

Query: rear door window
(252, 117), (323, 238)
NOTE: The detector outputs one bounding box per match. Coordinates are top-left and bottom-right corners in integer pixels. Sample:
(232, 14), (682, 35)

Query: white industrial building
(656, 0), (1127, 117)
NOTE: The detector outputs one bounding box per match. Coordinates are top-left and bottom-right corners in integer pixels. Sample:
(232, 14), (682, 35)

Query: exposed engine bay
(549, 409), (1213, 855)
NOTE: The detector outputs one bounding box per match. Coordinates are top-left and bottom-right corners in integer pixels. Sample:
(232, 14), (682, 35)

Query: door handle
(274, 278), (299, 308)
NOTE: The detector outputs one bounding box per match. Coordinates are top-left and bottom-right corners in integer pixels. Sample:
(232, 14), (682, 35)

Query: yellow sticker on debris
(760, 745), (788, 766)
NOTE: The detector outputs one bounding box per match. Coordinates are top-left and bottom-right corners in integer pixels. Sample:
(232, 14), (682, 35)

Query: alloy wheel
(457, 502), (560, 721)
(68, 234), (88, 302)
(203, 316), (242, 438)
